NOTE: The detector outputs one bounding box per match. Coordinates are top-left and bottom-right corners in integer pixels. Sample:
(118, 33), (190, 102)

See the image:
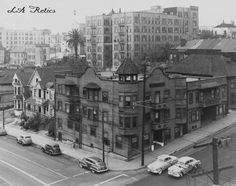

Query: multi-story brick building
(55, 58), (227, 160)
(85, 5), (199, 70)
(0, 43), (5, 64)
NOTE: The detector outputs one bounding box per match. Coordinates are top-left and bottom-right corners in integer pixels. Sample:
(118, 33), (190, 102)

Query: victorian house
(12, 67), (35, 116)
(25, 67), (56, 118)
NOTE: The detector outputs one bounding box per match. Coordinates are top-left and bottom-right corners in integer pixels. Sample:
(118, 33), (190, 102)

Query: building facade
(0, 28), (51, 49)
(9, 47), (27, 66)
(85, 5), (199, 70)
(85, 14), (113, 70)
(55, 58), (227, 160)
(213, 21), (236, 38)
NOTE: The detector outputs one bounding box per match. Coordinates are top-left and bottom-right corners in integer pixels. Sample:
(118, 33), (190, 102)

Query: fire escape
(90, 23), (98, 68)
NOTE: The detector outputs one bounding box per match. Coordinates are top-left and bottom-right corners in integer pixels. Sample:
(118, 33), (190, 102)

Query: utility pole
(193, 137), (233, 186)
(102, 118), (105, 162)
(212, 137), (219, 185)
(2, 107), (5, 129)
(141, 62), (147, 166)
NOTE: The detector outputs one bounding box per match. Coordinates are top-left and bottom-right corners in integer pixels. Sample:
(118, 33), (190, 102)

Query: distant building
(0, 28), (51, 49)
(0, 43), (5, 64)
(213, 21), (236, 38)
(9, 47), (27, 66)
(85, 5), (199, 70)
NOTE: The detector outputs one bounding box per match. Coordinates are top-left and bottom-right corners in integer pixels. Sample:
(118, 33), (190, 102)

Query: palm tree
(67, 29), (84, 59)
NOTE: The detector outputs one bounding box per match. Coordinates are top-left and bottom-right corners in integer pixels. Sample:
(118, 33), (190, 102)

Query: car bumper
(168, 170), (181, 177)
(94, 168), (109, 173)
(147, 168), (160, 174)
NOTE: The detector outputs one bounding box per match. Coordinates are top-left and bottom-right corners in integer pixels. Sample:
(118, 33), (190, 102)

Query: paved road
(130, 124), (236, 186)
(0, 136), (137, 186)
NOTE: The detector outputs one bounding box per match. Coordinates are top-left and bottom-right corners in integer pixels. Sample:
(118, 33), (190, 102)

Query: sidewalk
(3, 110), (236, 171)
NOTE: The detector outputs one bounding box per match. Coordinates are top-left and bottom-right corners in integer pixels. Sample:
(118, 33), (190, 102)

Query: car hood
(147, 160), (166, 170)
(168, 164), (185, 172)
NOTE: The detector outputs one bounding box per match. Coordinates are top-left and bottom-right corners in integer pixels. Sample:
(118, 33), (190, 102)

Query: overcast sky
(0, 0), (235, 33)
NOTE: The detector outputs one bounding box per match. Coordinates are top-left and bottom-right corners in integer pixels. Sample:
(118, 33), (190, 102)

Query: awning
(84, 82), (101, 90)
(200, 82), (218, 89)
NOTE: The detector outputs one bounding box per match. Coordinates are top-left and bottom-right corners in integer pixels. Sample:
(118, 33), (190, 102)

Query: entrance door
(153, 130), (163, 142)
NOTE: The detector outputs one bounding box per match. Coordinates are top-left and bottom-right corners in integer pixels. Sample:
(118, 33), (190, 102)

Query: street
(129, 124), (236, 186)
(0, 135), (137, 186)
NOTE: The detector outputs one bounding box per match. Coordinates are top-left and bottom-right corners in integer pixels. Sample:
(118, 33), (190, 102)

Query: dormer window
(36, 78), (38, 83)
(14, 78), (17, 83)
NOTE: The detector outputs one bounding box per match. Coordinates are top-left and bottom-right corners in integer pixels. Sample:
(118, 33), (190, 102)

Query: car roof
(178, 156), (194, 163)
(48, 143), (59, 146)
(21, 135), (31, 137)
(158, 154), (170, 159)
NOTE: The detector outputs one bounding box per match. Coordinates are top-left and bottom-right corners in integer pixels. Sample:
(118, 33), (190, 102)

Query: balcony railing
(151, 120), (169, 130)
(150, 98), (170, 110)
(119, 127), (138, 136)
(199, 98), (220, 107)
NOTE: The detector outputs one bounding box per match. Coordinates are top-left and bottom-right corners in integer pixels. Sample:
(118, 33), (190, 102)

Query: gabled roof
(176, 39), (236, 53)
(116, 58), (140, 75)
(16, 68), (35, 86)
(167, 53), (236, 77)
(0, 69), (17, 85)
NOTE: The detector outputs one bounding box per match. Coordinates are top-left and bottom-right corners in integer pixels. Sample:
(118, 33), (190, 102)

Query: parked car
(0, 128), (7, 136)
(168, 156), (201, 177)
(78, 156), (109, 173)
(41, 143), (61, 156)
(17, 135), (32, 145)
(147, 154), (178, 174)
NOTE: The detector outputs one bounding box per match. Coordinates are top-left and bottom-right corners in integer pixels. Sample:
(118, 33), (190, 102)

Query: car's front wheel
(91, 169), (95, 174)
(158, 169), (162, 175)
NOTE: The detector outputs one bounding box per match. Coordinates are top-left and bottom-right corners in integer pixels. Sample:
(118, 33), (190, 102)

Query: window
(189, 92), (193, 104)
(102, 111), (108, 123)
(65, 103), (70, 113)
(133, 117), (137, 127)
(57, 118), (62, 128)
(67, 119), (73, 129)
(131, 136), (138, 148)
(102, 91), (108, 103)
(82, 105), (87, 116)
(58, 85), (63, 94)
(83, 88), (87, 97)
(124, 117), (131, 128)
(154, 111), (160, 122)
(75, 105), (80, 113)
(154, 91), (160, 103)
(195, 92), (199, 103)
(90, 127), (96, 137)
(116, 135), (122, 149)
(65, 86), (70, 96)
(58, 101), (62, 110)
(176, 108), (186, 119)
(124, 96), (131, 106)
(38, 89), (41, 98)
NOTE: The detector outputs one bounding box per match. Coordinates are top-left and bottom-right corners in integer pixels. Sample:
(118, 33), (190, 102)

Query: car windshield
(53, 145), (60, 149)
(25, 136), (31, 139)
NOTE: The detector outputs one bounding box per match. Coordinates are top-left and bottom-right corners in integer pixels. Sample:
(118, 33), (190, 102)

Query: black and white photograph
(0, 0), (236, 185)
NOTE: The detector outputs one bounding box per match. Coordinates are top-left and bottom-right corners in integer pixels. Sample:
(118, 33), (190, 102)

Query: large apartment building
(85, 6), (198, 70)
(0, 28), (51, 49)
(85, 13), (113, 70)
(55, 58), (227, 160)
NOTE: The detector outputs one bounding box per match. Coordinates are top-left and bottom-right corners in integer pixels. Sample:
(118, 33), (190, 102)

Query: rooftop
(116, 58), (140, 75)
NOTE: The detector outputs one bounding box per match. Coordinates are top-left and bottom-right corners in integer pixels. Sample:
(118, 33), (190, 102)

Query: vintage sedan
(17, 135), (32, 145)
(41, 143), (62, 156)
(147, 154), (178, 174)
(168, 156), (201, 177)
(78, 156), (108, 173)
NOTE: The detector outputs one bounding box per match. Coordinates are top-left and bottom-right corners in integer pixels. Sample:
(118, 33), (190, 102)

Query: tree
(66, 29), (84, 59)
(158, 42), (174, 62)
